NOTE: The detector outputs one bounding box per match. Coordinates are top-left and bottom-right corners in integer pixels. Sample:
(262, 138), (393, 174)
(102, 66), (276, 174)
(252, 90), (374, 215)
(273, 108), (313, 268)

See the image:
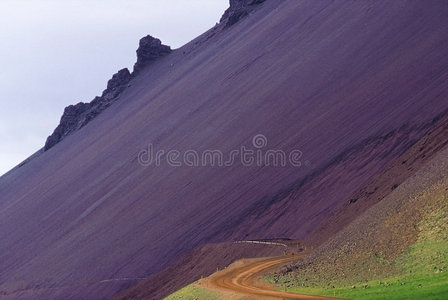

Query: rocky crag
(44, 35), (171, 151)
(133, 35), (172, 74)
(220, 0), (266, 27)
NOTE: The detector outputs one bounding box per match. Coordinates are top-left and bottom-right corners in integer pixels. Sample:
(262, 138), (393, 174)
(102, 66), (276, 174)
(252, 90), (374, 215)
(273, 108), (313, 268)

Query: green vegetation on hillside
(284, 273), (447, 300)
(269, 182), (448, 299)
(164, 283), (219, 300)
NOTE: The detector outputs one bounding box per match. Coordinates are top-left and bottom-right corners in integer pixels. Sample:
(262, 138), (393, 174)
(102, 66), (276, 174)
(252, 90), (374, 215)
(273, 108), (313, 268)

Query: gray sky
(0, 0), (228, 176)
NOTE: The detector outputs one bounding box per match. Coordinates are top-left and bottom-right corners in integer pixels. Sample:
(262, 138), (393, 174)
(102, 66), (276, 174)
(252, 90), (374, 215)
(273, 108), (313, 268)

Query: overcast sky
(0, 0), (228, 176)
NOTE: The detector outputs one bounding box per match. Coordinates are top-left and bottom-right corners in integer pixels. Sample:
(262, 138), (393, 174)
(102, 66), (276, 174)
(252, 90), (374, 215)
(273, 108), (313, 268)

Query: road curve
(206, 256), (338, 299)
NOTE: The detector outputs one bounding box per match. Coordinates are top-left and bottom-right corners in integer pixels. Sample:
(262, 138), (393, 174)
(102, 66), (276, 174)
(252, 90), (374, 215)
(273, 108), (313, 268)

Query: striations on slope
(0, 0), (448, 299)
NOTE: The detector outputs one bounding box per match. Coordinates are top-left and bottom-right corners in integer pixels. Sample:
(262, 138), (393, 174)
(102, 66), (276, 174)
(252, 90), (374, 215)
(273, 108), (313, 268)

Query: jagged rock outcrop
(45, 34), (172, 151)
(133, 35), (172, 73)
(103, 68), (133, 100)
(44, 68), (132, 151)
(220, 0), (266, 27)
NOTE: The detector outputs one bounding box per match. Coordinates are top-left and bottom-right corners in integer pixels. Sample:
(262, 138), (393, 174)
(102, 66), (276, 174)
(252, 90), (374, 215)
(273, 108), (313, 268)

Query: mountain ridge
(44, 36), (171, 151)
(1, 1), (447, 299)
(42, 0), (269, 152)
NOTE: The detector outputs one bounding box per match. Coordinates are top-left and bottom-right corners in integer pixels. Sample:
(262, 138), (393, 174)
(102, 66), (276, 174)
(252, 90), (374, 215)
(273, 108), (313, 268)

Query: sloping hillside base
(269, 147), (448, 299)
(112, 241), (297, 300)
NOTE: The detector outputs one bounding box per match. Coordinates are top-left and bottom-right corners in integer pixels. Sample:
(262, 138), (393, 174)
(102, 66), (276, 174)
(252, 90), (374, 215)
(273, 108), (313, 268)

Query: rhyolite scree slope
(1, 1), (448, 299)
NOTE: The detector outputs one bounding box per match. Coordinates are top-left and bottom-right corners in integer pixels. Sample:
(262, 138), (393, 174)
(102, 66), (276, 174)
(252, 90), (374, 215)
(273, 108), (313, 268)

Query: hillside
(272, 120), (448, 299)
(1, 1), (448, 299)
(162, 115), (448, 299)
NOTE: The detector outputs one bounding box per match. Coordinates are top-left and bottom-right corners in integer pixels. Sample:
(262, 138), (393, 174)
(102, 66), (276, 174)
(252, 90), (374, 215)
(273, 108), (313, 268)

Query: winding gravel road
(206, 255), (338, 299)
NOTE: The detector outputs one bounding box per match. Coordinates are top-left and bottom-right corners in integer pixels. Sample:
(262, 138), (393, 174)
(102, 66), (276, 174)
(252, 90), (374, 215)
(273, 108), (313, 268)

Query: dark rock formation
(44, 68), (132, 151)
(104, 68), (132, 99)
(133, 35), (172, 73)
(45, 34), (172, 151)
(220, 0), (266, 27)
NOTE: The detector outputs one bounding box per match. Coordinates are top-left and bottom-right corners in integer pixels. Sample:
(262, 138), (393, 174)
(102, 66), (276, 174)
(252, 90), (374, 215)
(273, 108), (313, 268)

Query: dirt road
(204, 255), (338, 299)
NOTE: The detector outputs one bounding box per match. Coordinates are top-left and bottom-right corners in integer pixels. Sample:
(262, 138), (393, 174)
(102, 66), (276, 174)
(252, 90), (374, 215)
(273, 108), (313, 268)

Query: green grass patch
(285, 272), (448, 300)
(164, 283), (219, 300)
(270, 186), (448, 299)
